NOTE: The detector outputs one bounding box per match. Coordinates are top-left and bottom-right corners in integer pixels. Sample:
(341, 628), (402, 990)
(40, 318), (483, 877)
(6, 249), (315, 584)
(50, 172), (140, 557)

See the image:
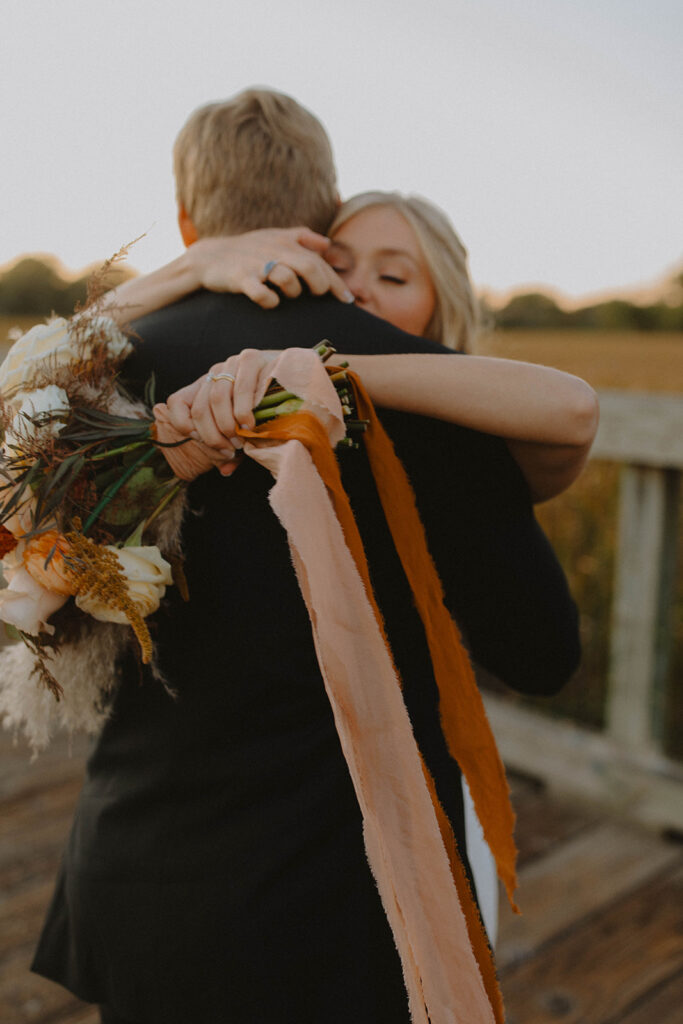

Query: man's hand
(187, 228), (355, 309)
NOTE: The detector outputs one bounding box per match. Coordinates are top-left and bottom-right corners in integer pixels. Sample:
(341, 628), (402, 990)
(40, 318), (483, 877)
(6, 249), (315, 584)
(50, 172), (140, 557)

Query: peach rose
(23, 530), (77, 596)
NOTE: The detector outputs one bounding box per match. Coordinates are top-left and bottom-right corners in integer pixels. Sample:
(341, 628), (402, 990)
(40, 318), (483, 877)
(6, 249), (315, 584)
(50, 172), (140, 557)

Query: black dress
(32, 293), (580, 1023)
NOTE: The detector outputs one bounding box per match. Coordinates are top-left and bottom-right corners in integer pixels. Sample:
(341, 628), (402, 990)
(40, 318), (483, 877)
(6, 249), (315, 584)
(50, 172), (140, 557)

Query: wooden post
(591, 392), (683, 758)
(606, 466), (681, 752)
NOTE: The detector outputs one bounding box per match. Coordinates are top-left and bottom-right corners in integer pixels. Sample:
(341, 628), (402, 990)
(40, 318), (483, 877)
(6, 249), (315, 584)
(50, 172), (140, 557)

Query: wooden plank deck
(1, 729), (682, 1024)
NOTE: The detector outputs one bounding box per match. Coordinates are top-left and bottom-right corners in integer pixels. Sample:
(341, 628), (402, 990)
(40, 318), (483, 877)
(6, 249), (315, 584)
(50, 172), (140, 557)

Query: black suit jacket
(32, 290), (580, 1023)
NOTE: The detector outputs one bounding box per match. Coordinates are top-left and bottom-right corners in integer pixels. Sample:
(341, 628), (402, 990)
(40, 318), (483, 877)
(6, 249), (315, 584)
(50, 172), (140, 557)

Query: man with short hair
(174, 89), (339, 238)
(32, 88), (580, 1024)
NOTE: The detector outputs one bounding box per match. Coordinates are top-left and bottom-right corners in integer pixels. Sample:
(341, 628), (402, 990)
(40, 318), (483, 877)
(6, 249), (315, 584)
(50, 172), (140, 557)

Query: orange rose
(23, 530), (77, 596)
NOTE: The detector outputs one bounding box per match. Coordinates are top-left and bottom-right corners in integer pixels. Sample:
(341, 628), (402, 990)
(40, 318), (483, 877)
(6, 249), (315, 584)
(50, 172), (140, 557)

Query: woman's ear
(177, 204), (199, 247)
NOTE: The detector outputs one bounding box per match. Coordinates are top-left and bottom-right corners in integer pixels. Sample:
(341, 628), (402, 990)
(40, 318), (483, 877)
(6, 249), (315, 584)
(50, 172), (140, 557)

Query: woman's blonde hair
(328, 192), (480, 352)
(174, 88), (338, 237)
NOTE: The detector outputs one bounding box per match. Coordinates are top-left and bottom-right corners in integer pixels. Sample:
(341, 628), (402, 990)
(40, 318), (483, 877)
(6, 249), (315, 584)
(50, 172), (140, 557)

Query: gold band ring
(206, 372), (236, 383)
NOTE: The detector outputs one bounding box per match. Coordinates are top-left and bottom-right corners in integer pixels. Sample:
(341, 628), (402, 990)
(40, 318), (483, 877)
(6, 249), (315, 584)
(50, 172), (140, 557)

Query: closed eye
(380, 275), (406, 284)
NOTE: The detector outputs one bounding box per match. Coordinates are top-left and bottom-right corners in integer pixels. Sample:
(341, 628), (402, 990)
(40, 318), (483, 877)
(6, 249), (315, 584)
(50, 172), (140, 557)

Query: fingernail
(219, 448), (234, 459)
(344, 290), (355, 303)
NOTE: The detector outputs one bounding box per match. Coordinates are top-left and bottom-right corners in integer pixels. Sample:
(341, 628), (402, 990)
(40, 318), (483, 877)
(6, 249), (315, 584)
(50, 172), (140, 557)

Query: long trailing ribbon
(347, 372), (520, 914)
(154, 350), (510, 1023)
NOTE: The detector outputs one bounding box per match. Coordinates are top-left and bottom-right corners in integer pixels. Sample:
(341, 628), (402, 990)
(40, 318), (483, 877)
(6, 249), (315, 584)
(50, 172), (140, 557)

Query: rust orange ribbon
(237, 407), (507, 1024)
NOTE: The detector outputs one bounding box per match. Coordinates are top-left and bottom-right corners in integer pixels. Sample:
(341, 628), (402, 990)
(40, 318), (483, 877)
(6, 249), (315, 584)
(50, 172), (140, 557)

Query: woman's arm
(338, 353), (599, 502)
(164, 348), (599, 501)
(98, 228), (353, 325)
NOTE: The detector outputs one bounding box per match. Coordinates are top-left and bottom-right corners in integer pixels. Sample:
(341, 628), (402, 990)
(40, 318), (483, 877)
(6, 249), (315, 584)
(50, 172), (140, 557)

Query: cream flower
(0, 319), (72, 396)
(2, 492), (37, 538)
(0, 565), (68, 636)
(5, 385), (70, 449)
(87, 315), (132, 360)
(75, 545), (173, 623)
(0, 315), (132, 397)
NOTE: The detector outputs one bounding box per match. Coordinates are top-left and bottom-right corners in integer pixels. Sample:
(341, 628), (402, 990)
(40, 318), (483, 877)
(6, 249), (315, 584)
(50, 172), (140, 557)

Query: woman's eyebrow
(326, 240), (352, 258)
(375, 248), (420, 267)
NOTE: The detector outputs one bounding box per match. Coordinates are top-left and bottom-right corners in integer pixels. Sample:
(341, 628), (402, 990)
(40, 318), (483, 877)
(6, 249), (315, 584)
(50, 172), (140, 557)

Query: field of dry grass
(477, 329), (683, 393)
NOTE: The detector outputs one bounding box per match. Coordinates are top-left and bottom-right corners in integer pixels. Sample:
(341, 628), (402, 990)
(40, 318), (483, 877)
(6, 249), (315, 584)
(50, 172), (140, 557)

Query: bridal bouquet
(0, 309), (363, 745)
(0, 314), (183, 695)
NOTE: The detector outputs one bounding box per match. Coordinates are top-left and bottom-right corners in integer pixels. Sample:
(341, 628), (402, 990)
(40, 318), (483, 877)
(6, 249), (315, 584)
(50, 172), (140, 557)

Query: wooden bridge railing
(485, 389), (683, 833)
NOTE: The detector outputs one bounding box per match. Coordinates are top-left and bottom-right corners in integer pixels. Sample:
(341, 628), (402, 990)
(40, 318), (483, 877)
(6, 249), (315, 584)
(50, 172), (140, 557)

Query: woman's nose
(345, 271), (371, 304)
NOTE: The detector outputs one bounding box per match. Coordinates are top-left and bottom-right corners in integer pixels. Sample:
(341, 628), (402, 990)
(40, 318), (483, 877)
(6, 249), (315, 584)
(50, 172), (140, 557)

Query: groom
(126, 86), (579, 689)
(33, 88), (580, 1023)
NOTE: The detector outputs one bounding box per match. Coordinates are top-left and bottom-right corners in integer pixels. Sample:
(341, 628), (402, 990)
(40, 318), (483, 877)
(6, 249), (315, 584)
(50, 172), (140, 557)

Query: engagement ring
(263, 260), (278, 278)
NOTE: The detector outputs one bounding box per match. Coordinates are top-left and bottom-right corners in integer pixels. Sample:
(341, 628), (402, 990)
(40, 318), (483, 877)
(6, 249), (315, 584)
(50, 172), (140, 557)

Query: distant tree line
(1, 255), (681, 331)
(0, 257), (135, 319)
(485, 288), (683, 332)
(483, 270), (683, 332)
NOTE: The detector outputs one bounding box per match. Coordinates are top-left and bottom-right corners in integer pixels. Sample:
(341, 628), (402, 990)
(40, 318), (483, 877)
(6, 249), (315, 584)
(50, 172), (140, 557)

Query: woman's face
(326, 206), (436, 337)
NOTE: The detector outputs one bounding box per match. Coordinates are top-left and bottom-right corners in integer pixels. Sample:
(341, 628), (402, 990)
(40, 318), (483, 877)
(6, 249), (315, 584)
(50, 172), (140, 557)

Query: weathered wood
(0, 948), (90, 1024)
(497, 820), (682, 970)
(592, 390), (683, 468)
(507, 772), (599, 867)
(0, 776), (83, 886)
(0, 879), (56, 959)
(606, 464), (681, 750)
(500, 864), (683, 1024)
(617, 970), (683, 1024)
(484, 693), (683, 832)
(0, 729), (90, 802)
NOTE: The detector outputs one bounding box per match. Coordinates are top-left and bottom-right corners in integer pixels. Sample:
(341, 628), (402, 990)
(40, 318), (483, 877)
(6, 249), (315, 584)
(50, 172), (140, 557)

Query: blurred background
(1, 2), (682, 1022)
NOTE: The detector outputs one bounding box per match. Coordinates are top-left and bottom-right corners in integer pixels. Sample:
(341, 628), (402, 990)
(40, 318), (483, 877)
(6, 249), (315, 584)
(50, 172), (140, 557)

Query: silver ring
(206, 372), (236, 383)
(263, 259), (278, 278)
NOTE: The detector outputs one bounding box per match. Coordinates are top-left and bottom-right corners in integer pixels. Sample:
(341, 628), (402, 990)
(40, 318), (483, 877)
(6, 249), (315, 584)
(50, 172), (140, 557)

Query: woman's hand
(100, 228), (355, 327)
(186, 228), (355, 309)
(162, 349), (279, 475)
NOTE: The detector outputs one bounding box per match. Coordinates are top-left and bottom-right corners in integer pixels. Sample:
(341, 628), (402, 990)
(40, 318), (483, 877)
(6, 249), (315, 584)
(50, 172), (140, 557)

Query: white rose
(0, 565), (68, 636)
(0, 315), (132, 397)
(75, 545), (173, 623)
(86, 316), (133, 360)
(5, 386), (70, 449)
(0, 319), (73, 396)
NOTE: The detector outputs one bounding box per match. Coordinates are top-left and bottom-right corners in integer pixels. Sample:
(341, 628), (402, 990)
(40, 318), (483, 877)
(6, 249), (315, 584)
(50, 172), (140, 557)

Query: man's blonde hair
(329, 192), (480, 352)
(174, 88), (338, 237)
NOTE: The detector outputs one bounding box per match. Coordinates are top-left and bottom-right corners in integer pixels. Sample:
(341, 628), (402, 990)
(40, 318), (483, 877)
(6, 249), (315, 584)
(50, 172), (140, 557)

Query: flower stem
(82, 446), (156, 535)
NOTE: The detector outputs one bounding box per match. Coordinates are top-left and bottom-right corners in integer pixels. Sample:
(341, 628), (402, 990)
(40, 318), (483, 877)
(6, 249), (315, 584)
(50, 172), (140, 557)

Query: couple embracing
(31, 88), (597, 1024)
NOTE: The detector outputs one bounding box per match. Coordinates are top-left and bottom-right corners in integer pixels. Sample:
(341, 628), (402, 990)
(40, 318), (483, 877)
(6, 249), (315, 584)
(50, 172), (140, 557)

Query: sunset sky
(2, 0), (681, 302)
